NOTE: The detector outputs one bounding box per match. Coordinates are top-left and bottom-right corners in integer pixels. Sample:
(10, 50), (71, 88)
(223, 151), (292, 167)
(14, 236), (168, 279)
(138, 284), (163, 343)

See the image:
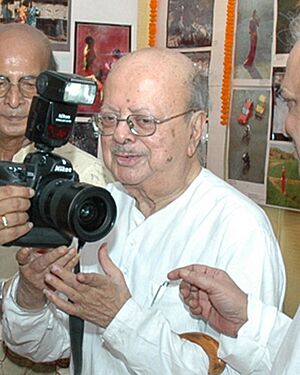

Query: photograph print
(276, 0), (300, 54)
(266, 141), (300, 210)
(167, 0), (214, 48)
(74, 22), (131, 115)
(233, 0), (274, 80)
(228, 88), (271, 184)
(0, 0), (71, 51)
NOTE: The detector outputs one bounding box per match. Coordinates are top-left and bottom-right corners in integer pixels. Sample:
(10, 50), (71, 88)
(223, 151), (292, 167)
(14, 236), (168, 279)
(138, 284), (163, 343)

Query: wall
(53, 0), (138, 73)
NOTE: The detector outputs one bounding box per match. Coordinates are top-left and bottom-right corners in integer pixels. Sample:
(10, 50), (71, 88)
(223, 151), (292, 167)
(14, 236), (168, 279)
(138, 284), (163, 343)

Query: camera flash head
(36, 71), (97, 105)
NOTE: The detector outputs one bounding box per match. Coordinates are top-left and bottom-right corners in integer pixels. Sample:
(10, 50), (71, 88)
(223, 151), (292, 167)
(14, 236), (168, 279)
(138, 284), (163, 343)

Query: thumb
(98, 243), (120, 278)
(178, 269), (215, 292)
(16, 247), (32, 266)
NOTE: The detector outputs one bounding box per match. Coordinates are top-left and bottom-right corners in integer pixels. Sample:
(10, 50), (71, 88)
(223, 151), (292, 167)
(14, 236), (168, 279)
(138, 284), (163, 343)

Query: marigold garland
(220, 0), (236, 125)
(148, 0), (158, 47)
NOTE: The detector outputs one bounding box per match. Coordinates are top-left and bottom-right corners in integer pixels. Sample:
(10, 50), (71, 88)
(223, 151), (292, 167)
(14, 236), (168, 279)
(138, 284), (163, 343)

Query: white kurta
(220, 296), (300, 374)
(3, 168), (286, 374)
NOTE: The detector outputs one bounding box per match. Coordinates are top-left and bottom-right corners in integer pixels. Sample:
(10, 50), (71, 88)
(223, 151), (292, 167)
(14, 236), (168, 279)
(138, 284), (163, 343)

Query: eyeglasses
(0, 75), (37, 98)
(96, 108), (197, 137)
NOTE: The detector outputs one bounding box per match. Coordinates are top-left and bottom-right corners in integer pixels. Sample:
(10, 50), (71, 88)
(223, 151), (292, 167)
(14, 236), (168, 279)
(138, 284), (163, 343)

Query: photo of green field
(266, 143), (300, 210)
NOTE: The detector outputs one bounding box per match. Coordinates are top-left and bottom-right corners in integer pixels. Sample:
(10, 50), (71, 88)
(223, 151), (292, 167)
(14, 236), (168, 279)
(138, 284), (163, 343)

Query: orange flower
(149, 0), (158, 47)
(220, 0), (236, 126)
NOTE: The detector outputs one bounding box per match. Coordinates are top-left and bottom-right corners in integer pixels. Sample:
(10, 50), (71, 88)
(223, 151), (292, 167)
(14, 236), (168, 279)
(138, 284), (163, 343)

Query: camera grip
(4, 227), (72, 248)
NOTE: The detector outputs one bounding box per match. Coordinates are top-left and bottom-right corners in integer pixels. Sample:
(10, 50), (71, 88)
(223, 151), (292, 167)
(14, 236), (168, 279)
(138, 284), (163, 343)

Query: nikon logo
(57, 113), (72, 123)
(54, 166), (72, 173)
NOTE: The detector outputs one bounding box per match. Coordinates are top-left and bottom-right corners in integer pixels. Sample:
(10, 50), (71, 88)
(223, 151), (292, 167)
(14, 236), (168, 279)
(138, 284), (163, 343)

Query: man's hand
(43, 243), (131, 328)
(0, 185), (34, 245)
(16, 246), (79, 310)
(168, 265), (248, 337)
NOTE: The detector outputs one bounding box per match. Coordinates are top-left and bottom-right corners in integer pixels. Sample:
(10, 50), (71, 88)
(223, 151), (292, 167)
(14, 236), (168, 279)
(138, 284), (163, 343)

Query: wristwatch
(0, 279), (6, 317)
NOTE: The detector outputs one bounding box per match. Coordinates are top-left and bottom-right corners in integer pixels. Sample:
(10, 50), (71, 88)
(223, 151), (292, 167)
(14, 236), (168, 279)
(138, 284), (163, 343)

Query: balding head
(0, 24), (56, 150)
(285, 39), (300, 76)
(0, 23), (56, 71)
(106, 47), (207, 112)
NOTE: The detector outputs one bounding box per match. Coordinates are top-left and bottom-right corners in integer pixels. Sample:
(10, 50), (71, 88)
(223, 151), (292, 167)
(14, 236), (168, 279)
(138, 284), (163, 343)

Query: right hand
(16, 246), (79, 310)
(168, 265), (248, 337)
(0, 185), (34, 245)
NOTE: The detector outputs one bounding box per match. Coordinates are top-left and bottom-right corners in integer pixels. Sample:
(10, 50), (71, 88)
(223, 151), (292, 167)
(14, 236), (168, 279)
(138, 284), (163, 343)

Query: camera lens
(77, 198), (106, 231)
(38, 180), (116, 242)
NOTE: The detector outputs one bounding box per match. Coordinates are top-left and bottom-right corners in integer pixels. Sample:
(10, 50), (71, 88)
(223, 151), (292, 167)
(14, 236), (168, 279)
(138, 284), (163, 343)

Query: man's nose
(112, 119), (136, 143)
(4, 85), (25, 108)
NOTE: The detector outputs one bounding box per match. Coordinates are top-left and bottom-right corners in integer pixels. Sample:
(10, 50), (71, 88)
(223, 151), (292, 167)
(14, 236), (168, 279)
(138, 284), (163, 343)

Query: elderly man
(168, 39), (300, 374)
(2, 47), (285, 374)
(0, 23), (109, 374)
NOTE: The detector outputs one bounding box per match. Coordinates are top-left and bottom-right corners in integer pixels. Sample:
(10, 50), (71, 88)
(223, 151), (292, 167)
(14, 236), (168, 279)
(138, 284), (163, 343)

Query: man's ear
(187, 111), (207, 157)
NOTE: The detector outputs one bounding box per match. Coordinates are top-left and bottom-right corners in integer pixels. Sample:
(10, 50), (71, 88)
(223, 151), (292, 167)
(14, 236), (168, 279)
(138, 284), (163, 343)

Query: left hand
(43, 243), (131, 328)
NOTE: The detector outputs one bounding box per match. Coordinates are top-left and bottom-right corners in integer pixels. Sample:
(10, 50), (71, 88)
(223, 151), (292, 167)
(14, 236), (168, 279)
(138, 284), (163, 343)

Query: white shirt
(13, 142), (111, 186)
(2, 168), (286, 374)
(220, 297), (300, 374)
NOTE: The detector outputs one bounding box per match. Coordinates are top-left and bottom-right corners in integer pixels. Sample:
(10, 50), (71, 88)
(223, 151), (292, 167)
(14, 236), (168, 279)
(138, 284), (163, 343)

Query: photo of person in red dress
(243, 9), (260, 68)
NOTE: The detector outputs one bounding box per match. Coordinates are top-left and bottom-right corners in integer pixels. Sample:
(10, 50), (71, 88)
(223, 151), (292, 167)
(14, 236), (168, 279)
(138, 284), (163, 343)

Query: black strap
(69, 241), (85, 375)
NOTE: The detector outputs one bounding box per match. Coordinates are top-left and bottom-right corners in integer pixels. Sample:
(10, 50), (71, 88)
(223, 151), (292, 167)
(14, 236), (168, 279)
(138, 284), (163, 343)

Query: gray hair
(186, 67), (209, 165)
(187, 67), (208, 113)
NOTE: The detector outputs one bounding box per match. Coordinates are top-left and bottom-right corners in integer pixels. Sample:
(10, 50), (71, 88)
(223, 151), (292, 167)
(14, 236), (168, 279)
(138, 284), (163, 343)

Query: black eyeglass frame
(97, 108), (199, 137)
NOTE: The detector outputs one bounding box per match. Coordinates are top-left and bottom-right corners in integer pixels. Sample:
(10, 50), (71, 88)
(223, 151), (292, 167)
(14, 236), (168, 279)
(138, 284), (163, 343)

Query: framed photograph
(74, 21), (131, 115)
(0, 0), (71, 51)
(228, 88), (271, 184)
(266, 141), (300, 210)
(166, 0), (214, 48)
(276, 0), (300, 54)
(233, 0), (274, 80)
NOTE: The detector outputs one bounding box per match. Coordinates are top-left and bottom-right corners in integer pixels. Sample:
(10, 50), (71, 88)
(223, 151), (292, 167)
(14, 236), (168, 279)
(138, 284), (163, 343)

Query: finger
(16, 247), (33, 266)
(44, 288), (77, 316)
(54, 248), (80, 270)
(98, 243), (120, 278)
(0, 222), (33, 246)
(0, 197), (33, 215)
(45, 269), (80, 301)
(179, 280), (192, 298)
(176, 268), (216, 291)
(0, 185), (35, 200)
(76, 272), (105, 286)
(168, 266), (194, 280)
(23, 246), (70, 272)
(1, 212), (30, 227)
(48, 254), (80, 288)
(64, 252), (80, 272)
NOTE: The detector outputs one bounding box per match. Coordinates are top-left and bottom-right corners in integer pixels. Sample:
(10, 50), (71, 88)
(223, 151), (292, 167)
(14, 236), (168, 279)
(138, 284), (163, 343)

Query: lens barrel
(39, 180), (116, 242)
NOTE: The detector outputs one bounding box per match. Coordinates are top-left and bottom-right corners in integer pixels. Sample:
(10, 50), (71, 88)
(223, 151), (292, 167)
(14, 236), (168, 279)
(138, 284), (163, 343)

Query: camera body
(0, 71), (116, 247)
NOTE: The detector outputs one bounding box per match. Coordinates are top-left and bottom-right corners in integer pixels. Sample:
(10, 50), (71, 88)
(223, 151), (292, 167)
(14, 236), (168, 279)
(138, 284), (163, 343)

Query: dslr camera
(0, 71), (116, 247)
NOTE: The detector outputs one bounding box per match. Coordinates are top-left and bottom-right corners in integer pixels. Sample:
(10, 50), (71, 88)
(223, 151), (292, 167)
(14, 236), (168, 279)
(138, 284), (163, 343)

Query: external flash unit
(36, 70), (97, 105)
(26, 70), (98, 149)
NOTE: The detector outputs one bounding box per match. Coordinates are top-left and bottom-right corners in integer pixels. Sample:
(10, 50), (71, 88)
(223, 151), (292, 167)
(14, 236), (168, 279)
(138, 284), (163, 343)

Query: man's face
(101, 60), (201, 192)
(280, 47), (300, 159)
(0, 45), (44, 142)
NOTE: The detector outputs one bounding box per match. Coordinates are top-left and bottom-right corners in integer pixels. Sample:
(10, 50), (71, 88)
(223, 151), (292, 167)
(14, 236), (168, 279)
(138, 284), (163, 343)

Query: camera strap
(69, 240), (85, 375)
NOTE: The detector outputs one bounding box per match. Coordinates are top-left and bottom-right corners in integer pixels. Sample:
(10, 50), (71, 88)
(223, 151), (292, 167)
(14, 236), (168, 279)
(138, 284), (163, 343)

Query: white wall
(54, 0), (138, 72)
